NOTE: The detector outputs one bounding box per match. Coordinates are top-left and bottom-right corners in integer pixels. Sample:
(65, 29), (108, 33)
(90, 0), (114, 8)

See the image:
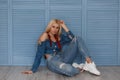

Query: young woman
(22, 19), (101, 76)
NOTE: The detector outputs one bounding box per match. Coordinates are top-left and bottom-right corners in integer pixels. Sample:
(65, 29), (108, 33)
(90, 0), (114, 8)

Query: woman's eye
(52, 26), (55, 28)
(56, 27), (59, 29)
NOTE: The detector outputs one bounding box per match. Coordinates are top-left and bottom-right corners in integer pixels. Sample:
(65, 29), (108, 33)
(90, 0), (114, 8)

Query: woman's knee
(47, 61), (79, 77)
(71, 36), (83, 43)
(59, 63), (80, 76)
(75, 36), (83, 42)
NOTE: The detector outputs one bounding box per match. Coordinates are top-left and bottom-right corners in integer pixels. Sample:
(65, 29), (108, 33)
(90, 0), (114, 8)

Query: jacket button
(53, 49), (56, 51)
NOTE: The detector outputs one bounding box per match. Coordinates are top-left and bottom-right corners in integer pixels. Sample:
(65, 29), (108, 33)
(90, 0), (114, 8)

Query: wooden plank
(0, 66), (119, 80)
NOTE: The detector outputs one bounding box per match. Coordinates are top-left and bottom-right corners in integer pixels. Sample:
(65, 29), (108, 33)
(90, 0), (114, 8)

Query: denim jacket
(31, 31), (74, 73)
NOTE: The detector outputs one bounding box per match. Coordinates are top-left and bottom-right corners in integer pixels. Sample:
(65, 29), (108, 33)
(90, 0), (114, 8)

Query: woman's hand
(59, 20), (69, 32)
(59, 20), (64, 25)
(59, 20), (66, 27)
(21, 70), (33, 74)
(86, 57), (92, 63)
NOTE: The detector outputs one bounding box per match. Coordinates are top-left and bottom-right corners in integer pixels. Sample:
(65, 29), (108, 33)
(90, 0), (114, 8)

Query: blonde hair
(45, 19), (62, 36)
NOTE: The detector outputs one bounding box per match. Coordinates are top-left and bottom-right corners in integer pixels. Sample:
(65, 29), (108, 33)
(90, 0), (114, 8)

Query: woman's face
(50, 23), (60, 35)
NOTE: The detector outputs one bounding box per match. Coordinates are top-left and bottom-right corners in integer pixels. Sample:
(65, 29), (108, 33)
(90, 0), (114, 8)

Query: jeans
(46, 36), (90, 77)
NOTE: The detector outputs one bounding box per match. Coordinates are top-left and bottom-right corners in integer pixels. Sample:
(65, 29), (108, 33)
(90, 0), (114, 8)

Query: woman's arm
(60, 20), (75, 45)
(22, 33), (48, 74)
(60, 20), (69, 32)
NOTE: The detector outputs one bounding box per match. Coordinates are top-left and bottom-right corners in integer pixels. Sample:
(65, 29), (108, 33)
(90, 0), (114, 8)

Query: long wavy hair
(45, 19), (62, 49)
(38, 19), (62, 49)
(45, 19), (62, 36)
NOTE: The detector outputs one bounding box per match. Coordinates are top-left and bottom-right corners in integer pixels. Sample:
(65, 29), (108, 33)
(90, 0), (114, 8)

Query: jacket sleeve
(31, 41), (46, 73)
(61, 30), (75, 45)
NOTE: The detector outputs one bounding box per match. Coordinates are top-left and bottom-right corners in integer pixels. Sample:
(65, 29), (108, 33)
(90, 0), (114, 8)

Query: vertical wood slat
(87, 0), (119, 65)
(8, 0), (13, 65)
(118, 0), (120, 65)
(0, 0), (8, 65)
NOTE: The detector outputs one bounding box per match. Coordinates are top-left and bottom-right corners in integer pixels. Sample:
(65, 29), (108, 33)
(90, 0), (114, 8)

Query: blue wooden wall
(0, 0), (120, 66)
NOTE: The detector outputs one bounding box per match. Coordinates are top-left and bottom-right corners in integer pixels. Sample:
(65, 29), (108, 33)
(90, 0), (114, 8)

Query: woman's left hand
(59, 20), (69, 32)
(59, 20), (64, 24)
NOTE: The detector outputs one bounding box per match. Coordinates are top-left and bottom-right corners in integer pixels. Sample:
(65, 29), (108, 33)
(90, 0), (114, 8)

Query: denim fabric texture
(31, 30), (90, 77)
(31, 31), (75, 73)
(46, 37), (90, 76)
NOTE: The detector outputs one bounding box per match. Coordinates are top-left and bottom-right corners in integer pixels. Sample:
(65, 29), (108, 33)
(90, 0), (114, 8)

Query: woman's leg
(73, 36), (91, 64)
(76, 36), (90, 58)
(59, 38), (79, 64)
(59, 36), (91, 64)
(73, 36), (101, 75)
(46, 55), (80, 77)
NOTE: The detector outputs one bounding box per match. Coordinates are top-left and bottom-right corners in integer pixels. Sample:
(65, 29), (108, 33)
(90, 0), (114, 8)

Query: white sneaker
(72, 63), (84, 69)
(83, 61), (101, 76)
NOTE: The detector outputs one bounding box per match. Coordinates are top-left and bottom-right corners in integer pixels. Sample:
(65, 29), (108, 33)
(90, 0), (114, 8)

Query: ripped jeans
(46, 36), (90, 77)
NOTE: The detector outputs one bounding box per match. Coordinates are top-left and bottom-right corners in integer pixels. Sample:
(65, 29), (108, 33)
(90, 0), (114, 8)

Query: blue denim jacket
(31, 31), (74, 73)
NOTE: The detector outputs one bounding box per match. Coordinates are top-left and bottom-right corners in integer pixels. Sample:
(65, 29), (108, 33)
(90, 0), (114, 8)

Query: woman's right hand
(21, 70), (33, 74)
